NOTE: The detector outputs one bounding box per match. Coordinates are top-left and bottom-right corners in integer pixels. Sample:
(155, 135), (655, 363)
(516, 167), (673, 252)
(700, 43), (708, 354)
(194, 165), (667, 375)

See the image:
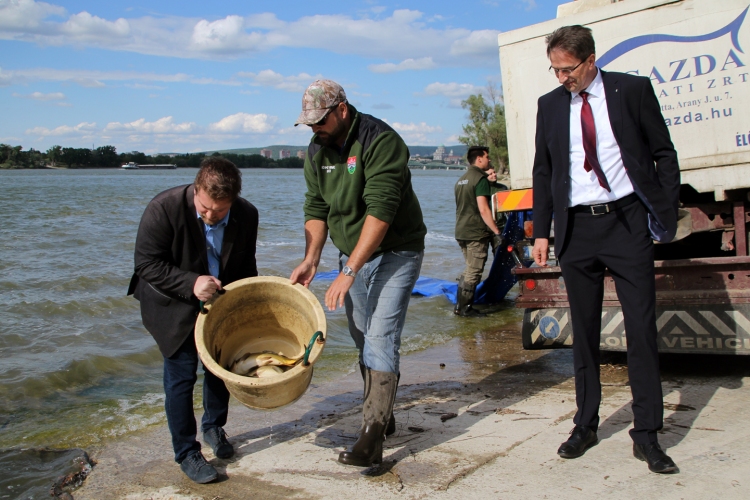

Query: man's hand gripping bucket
(195, 276), (326, 410)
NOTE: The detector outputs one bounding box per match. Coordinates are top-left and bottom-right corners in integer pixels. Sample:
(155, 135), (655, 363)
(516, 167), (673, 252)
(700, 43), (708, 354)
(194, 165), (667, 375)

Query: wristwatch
(342, 265), (357, 277)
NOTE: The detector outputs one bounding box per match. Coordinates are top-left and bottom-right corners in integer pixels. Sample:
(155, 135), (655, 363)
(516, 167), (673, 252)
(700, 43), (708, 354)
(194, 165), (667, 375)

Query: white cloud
(0, 3), (501, 66)
(0, 0), (65, 31)
(0, 67), (194, 87)
(208, 113), (277, 133)
(391, 122), (442, 134)
(244, 13), (285, 30)
(389, 121), (444, 145)
(26, 121), (96, 136)
(449, 30), (500, 57)
(237, 70), (321, 92)
(191, 15), (252, 53)
(424, 82), (484, 98)
(61, 11), (130, 40)
(368, 57), (436, 73)
(125, 83), (166, 90)
(13, 91), (65, 100)
(105, 116), (197, 134)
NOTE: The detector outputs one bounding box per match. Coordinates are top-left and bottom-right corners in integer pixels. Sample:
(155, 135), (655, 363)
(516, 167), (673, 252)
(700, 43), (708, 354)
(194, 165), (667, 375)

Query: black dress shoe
(557, 425), (598, 458)
(633, 443), (679, 474)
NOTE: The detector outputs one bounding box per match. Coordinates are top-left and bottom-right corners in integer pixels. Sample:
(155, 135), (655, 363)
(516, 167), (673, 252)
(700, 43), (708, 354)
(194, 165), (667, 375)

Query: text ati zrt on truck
(493, 0), (750, 355)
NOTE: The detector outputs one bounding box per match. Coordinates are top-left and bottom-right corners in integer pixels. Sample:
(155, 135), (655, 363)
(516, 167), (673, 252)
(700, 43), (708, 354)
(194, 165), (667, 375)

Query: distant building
(296, 150), (306, 160)
(279, 149), (291, 159)
(433, 145), (446, 161)
(444, 154), (464, 165)
(260, 149), (273, 158)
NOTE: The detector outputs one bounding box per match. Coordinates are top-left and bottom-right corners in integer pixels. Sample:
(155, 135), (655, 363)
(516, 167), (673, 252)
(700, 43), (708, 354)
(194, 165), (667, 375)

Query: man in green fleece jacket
(290, 79), (426, 468)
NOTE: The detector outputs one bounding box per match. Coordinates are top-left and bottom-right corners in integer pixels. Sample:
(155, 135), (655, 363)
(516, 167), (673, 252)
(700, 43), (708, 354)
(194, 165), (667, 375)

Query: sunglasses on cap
(308, 103), (341, 128)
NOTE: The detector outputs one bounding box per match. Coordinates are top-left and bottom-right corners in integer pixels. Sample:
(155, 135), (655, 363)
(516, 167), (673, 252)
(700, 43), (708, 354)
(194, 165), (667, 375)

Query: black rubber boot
(339, 369), (398, 467)
(359, 363), (397, 436)
(454, 278), (485, 317)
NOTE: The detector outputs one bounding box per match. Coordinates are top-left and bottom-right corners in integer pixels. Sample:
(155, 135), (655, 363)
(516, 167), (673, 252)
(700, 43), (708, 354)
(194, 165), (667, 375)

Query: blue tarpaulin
(312, 210), (532, 305)
(314, 270), (459, 302)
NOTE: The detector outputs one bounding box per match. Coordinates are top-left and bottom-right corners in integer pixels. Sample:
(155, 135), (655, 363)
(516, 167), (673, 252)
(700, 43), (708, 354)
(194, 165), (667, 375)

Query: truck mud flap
(523, 304), (750, 355)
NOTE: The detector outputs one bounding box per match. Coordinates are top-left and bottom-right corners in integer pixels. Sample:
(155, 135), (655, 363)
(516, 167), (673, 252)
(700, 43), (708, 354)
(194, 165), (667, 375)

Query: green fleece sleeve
(302, 153), (329, 222)
(361, 131), (409, 224)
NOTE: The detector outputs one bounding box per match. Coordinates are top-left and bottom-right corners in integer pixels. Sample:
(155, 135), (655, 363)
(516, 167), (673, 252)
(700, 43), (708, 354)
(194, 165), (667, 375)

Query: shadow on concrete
(221, 324), (575, 473)
(215, 326), (749, 476)
(595, 351), (750, 451)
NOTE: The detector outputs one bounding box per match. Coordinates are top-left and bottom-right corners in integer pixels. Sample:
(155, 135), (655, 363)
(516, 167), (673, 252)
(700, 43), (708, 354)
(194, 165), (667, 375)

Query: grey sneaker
(179, 451), (218, 484)
(203, 426), (234, 459)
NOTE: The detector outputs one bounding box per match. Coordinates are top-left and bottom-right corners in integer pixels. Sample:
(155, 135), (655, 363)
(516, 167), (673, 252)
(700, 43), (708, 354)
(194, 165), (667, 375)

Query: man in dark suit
(128, 157), (258, 483)
(531, 25), (681, 474)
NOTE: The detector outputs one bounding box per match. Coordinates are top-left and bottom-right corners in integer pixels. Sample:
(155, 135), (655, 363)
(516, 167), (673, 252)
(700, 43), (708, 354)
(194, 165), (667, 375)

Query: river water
(0, 168), (520, 497)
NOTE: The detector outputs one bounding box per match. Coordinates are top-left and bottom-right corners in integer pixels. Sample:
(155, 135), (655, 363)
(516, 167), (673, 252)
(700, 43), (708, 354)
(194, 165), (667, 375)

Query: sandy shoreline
(74, 325), (750, 499)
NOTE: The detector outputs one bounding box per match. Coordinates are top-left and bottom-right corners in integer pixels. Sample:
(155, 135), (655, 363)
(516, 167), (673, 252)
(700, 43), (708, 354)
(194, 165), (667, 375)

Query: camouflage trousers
(457, 237), (491, 288)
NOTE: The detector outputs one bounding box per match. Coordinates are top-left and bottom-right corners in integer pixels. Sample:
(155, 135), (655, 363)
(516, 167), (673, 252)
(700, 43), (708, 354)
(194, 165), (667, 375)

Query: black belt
(570, 193), (638, 215)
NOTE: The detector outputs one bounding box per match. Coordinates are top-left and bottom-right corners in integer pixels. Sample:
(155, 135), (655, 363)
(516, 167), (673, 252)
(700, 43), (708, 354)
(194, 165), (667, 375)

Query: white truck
(495, 0), (750, 354)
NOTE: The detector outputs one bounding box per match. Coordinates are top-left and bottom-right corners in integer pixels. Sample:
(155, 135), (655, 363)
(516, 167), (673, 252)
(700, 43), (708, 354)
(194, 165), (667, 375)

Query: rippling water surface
(0, 168), (520, 497)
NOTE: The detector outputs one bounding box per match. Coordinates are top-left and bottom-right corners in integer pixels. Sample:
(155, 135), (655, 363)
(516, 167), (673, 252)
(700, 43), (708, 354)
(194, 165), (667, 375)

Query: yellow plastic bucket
(195, 276), (326, 410)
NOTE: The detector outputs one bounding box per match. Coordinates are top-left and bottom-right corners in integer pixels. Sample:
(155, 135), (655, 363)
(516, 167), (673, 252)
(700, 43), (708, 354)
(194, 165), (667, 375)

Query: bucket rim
(194, 276), (326, 388)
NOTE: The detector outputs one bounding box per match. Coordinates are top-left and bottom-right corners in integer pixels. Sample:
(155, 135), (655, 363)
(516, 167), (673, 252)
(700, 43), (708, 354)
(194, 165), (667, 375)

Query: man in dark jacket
(532, 25), (680, 473)
(454, 146), (503, 316)
(290, 79), (426, 468)
(128, 158), (258, 483)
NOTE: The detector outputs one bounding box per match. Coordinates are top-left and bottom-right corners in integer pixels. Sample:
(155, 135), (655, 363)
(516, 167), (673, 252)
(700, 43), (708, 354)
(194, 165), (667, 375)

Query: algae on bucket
(195, 276), (326, 410)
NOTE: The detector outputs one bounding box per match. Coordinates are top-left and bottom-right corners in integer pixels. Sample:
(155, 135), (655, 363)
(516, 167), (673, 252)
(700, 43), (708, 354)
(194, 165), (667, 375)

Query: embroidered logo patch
(347, 156), (357, 174)
(322, 165), (336, 173)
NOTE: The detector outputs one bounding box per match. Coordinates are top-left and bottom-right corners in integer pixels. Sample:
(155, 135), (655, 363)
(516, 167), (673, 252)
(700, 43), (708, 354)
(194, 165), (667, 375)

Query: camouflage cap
(294, 79), (347, 126)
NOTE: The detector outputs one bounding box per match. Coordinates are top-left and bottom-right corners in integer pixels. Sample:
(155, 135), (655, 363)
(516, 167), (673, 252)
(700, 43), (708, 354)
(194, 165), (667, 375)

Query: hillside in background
(203, 144), (468, 159)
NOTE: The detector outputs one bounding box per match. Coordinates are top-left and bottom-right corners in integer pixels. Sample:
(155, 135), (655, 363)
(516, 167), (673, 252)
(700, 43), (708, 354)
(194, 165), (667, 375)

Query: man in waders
(290, 79), (426, 467)
(129, 158), (259, 483)
(453, 146), (503, 316)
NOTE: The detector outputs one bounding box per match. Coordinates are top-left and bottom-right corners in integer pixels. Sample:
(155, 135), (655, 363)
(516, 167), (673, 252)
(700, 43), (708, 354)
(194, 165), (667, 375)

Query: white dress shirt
(568, 68), (634, 207)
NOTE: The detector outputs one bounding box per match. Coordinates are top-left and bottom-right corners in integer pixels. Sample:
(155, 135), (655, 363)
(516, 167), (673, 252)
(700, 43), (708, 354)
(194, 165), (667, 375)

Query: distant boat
(121, 162), (176, 170)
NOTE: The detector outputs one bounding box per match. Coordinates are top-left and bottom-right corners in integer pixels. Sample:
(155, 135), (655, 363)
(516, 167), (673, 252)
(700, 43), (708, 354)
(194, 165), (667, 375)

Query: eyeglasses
(549, 59), (585, 77)
(308, 104), (340, 128)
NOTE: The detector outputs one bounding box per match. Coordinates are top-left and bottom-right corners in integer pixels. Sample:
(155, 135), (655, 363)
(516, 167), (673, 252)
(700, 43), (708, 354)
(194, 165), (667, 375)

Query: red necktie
(579, 91), (611, 192)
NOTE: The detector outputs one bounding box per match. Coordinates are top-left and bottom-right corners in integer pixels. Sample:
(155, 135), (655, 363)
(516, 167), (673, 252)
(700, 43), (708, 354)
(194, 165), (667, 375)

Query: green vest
(454, 166), (491, 241)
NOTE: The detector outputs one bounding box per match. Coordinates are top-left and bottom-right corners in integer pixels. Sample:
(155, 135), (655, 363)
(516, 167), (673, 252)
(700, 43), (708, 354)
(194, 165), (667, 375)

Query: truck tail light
(525, 279), (537, 291)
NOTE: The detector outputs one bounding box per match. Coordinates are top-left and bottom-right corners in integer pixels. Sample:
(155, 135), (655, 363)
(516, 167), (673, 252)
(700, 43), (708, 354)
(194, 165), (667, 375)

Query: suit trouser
(163, 334), (231, 463)
(559, 199), (663, 445)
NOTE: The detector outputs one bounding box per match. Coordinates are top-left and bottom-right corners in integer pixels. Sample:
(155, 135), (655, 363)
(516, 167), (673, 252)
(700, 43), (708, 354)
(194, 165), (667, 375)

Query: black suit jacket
(532, 70), (681, 258)
(127, 184), (258, 357)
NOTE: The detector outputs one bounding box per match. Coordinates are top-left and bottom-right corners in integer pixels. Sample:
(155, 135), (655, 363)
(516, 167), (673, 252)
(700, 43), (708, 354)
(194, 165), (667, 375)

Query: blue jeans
(163, 334), (230, 463)
(341, 250), (423, 374)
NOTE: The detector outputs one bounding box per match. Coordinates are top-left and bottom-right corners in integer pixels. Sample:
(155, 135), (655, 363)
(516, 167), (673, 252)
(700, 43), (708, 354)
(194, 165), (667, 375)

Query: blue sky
(0, 0), (562, 154)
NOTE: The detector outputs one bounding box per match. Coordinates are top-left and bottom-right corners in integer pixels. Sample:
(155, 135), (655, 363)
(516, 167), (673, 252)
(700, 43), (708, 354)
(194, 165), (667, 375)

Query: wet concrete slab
(74, 327), (750, 499)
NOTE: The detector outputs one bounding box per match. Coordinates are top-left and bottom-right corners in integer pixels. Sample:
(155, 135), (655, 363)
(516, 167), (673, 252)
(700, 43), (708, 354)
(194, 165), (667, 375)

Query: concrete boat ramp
(75, 329), (750, 499)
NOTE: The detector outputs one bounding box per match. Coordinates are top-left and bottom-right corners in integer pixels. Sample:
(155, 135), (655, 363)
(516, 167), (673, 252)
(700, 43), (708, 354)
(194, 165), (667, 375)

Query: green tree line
(0, 144), (304, 170)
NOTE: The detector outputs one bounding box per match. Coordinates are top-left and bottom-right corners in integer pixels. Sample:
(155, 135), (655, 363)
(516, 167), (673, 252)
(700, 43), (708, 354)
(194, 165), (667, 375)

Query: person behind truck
(531, 25), (681, 473)
(453, 146), (503, 317)
(128, 158), (259, 484)
(290, 79), (426, 468)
